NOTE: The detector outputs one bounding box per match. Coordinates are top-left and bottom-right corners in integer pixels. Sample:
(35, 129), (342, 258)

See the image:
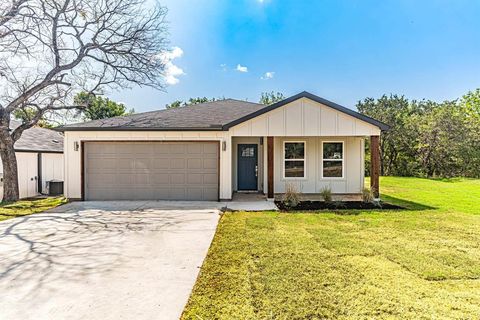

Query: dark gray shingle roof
(57, 92), (390, 132)
(58, 99), (266, 131)
(11, 120), (64, 153)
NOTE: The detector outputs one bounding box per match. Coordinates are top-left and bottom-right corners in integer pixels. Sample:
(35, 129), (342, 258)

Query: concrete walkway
(0, 201), (221, 320)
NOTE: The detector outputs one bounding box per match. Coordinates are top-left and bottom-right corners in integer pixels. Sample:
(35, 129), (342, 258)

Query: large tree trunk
(0, 131), (19, 202)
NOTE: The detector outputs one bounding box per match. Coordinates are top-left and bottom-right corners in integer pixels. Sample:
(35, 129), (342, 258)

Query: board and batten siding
(229, 98), (380, 137)
(41, 153), (64, 194)
(63, 130), (232, 200)
(273, 137), (364, 194)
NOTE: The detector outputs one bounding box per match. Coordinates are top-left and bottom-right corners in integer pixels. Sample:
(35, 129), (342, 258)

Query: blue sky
(111, 0), (480, 112)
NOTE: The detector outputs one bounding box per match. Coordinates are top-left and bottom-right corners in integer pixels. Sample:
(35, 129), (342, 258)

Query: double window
(283, 142), (305, 178)
(282, 141), (344, 179)
(322, 142), (344, 178)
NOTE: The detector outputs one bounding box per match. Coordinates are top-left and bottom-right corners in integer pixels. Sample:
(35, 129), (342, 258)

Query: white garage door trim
(81, 140), (220, 200)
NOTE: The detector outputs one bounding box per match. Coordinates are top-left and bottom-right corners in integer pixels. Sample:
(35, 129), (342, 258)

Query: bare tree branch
(0, 0), (170, 201)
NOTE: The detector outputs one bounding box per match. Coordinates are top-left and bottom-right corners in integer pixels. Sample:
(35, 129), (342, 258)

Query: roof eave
(56, 126), (225, 132)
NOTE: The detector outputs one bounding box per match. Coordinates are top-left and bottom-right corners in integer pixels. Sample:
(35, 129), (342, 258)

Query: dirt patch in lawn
(275, 200), (404, 211)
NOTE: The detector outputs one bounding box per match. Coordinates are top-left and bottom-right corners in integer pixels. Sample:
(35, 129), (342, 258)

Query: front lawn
(0, 197), (67, 222)
(182, 177), (480, 319)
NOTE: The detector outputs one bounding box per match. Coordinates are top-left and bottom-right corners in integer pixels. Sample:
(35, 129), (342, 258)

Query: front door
(237, 144), (258, 190)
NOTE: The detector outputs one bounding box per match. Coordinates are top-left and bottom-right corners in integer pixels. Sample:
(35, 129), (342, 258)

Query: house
(58, 92), (389, 201)
(0, 121), (64, 199)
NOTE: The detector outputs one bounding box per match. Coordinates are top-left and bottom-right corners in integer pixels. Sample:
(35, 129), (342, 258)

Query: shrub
(362, 188), (374, 203)
(320, 186), (332, 203)
(282, 183), (300, 209)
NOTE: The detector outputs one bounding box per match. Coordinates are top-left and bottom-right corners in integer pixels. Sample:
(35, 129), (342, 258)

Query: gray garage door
(84, 142), (219, 200)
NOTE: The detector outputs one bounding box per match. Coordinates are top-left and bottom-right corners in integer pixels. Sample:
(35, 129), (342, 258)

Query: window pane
(323, 143), (343, 159)
(285, 161), (305, 177)
(241, 147), (255, 157)
(323, 161), (342, 177)
(285, 142), (304, 159)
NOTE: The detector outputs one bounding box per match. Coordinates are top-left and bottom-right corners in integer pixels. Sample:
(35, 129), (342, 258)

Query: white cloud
(220, 63), (227, 71)
(158, 46), (185, 85)
(261, 71), (275, 80)
(236, 64), (248, 73)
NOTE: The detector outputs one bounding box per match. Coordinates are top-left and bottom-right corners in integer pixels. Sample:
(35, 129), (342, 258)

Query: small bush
(320, 187), (332, 203)
(282, 183), (300, 209)
(362, 188), (374, 203)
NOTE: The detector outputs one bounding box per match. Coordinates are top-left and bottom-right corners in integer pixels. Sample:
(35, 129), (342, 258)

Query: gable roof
(57, 92), (390, 132)
(11, 120), (64, 153)
(222, 91), (390, 131)
(57, 99), (266, 131)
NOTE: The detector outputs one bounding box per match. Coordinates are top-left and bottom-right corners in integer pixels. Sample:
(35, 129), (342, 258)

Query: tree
(13, 108), (53, 128)
(358, 91), (480, 179)
(259, 91), (285, 105)
(357, 95), (419, 176)
(0, 0), (169, 201)
(165, 97), (216, 109)
(74, 92), (134, 120)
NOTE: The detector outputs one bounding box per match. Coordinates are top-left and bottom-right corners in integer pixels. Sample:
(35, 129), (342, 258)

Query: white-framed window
(321, 141), (344, 178)
(283, 141), (306, 179)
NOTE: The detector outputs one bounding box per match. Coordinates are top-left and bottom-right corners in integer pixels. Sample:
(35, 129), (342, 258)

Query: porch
(230, 135), (380, 201)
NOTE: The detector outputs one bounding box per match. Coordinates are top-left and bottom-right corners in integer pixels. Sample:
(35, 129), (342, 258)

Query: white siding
(41, 153), (64, 194)
(0, 152), (39, 199)
(273, 137), (365, 194)
(64, 131), (232, 200)
(230, 97), (381, 137)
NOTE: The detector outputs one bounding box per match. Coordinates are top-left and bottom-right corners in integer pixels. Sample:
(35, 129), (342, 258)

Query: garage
(84, 141), (219, 201)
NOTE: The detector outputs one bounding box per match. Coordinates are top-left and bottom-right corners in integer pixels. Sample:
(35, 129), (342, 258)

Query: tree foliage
(358, 90), (480, 178)
(74, 92), (134, 120)
(259, 91), (285, 105)
(165, 97), (217, 109)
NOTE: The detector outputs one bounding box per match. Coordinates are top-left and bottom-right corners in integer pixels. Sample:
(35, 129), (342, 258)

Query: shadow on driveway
(0, 201), (221, 320)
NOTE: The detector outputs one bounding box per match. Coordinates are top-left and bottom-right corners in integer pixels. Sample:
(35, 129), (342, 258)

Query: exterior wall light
(222, 140), (227, 151)
(74, 141), (79, 151)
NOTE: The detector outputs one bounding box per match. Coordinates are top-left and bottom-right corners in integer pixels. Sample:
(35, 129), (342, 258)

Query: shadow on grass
(381, 194), (436, 211)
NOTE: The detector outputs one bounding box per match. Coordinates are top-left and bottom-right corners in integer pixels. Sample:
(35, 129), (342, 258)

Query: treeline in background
(358, 89), (480, 178)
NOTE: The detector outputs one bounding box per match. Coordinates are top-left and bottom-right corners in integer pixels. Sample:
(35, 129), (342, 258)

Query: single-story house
(0, 120), (64, 199)
(58, 91), (389, 201)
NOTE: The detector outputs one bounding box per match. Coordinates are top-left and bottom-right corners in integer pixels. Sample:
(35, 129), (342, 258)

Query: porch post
(370, 135), (380, 199)
(267, 136), (274, 199)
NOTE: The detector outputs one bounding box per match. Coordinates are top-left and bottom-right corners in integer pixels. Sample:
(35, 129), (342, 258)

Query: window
(283, 142), (305, 178)
(241, 147), (255, 157)
(322, 142), (343, 178)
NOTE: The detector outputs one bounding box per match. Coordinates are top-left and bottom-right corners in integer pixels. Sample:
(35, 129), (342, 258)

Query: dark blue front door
(238, 144), (258, 190)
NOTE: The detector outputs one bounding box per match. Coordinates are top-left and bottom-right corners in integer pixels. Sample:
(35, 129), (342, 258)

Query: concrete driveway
(0, 201), (221, 320)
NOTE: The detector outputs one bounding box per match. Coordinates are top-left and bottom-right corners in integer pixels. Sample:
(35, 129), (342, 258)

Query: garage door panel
(85, 142), (218, 200)
(153, 158), (170, 169)
(170, 144), (186, 154)
(203, 143), (218, 154)
(203, 188), (218, 200)
(169, 188), (186, 200)
(187, 173), (203, 184)
(117, 174), (134, 185)
(203, 158), (217, 169)
(187, 159), (202, 169)
(186, 188), (203, 200)
(187, 144), (203, 154)
(170, 173), (185, 184)
(171, 159), (186, 169)
(203, 173), (217, 184)
(152, 174), (169, 184)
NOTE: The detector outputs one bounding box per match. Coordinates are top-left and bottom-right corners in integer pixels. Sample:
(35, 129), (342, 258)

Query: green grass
(182, 177), (480, 319)
(0, 197), (67, 222)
